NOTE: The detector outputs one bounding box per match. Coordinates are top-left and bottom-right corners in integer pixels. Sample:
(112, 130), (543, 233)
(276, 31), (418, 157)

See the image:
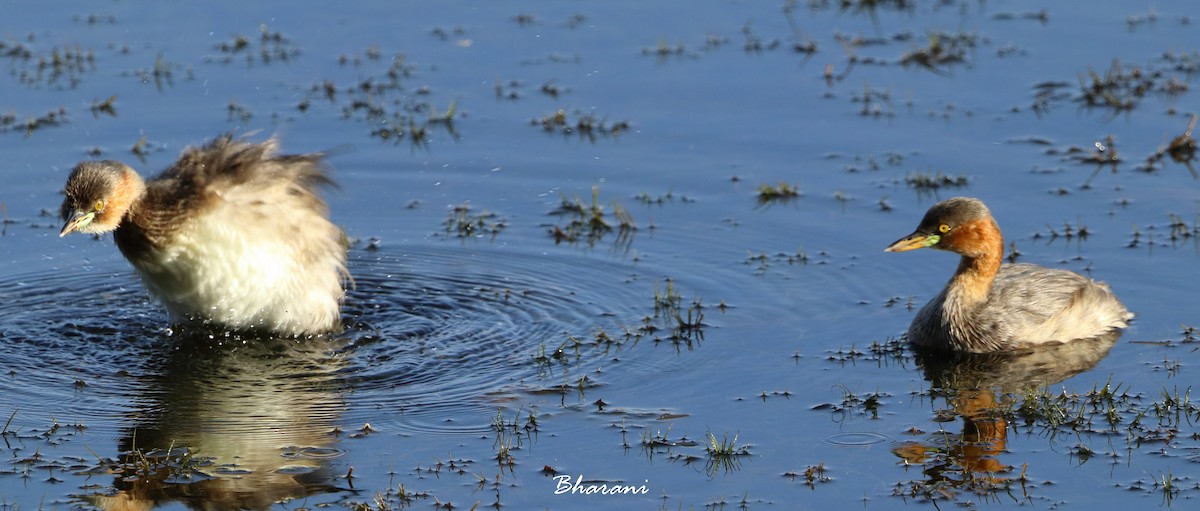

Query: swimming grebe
(59, 134), (347, 336)
(885, 197), (1131, 353)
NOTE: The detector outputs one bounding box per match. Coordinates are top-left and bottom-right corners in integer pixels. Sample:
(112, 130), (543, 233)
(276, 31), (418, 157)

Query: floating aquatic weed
(824, 338), (910, 366)
(89, 95), (117, 118)
(903, 169), (968, 200)
(0, 107), (68, 137)
(306, 49), (460, 150)
(755, 181), (801, 207)
(781, 0), (819, 56)
(441, 204), (507, 240)
(638, 425), (704, 465)
(415, 453), (477, 479)
(991, 9), (1049, 23)
(741, 20), (785, 54)
(226, 100), (252, 122)
(904, 169), (968, 189)
(886, 330), (1193, 506)
(1077, 60), (1152, 116)
(632, 189), (694, 206)
(946, 380), (1195, 460)
(845, 386), (883, 419)
(540, 80), (566, 98)
(512, 12), (538, 27)
(5, 42), (97, 89)
(1029, 81), (1073, 117)
(641, 425), (691, 450)
(1166, 212), (1200, 243)
(751, 389), (794, 402)
(784, 462), (832, 488)
(1126, 223), (1144, 249)
(76, 440), (215, 502)
(640, 39), (689, 61)
(1074, 59), (1193, 120)
(129, 52), (188, 91)
(368, 100), (460, 150)
(493, 78), (521, 100)
(812, 384), (889, 421)
(648, 279), (707, 348)
(851, 83), (894, 118)
(209, 25), (300, 65)
(531, 277), (712, 388)
(1058, 134), (1123, 187)
(128, 134), (167, 163)
(344, 484), (432, 511)
(1141, 114), (1198, 178)
(561, 12), (588, 29)
(533, 108), (630, 141)
(652, 279), (683, 317)
(548, 186), (636, 250)
(1160, 49), (1200, 76)
(1121, 468), (1190, 507)
(1182, 325), (1199, 344)
(429, 25), (468, 46)
(743, 248), (812, 275)
(892, 389), (1037, 505)
(828, 0), (915, 33)
(0, 202), (10, 236)
(494, 78), (568, 101)
(704, 431), (748, 457)
(73, 13), (118, 25)
(1030, 219), (1090, 245)
(891, 443), (1025, 505)
(900, 31), (976, 74)
(1124, 212), (1199, 250)
(1012, 386), (1087, 431)
(531, 339), (574, 378)
(703, 431), (749, 477)
(1028, 52), (1198, 119)
(490, 407), (539, 472)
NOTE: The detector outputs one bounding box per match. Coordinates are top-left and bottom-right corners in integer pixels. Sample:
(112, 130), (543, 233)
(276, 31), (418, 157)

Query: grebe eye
(938, 224), (950, 233)
(94, 199), (105, 212)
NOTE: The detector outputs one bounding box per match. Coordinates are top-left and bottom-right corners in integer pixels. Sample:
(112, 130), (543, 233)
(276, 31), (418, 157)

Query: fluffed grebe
(885, 197), (1131, 353)
(59, 134), (347, 336)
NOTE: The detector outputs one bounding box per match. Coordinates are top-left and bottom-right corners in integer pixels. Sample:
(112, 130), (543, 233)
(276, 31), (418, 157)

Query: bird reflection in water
(891, 332), (1120, 502)
(82, 334), (348, 510)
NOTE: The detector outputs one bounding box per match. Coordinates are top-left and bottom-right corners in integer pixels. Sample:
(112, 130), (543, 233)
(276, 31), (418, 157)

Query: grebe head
(884, 197), (999, 257)
(59, 161), (146, 237)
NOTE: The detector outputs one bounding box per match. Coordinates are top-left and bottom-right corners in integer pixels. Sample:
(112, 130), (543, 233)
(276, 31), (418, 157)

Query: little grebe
(885, 197), (1131, 353)
(59, 134), (347, 336)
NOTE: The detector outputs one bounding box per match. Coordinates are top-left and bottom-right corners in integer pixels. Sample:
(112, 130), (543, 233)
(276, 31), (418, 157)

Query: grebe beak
(59, 210), (95, 237)
(885, 231), (939, 252)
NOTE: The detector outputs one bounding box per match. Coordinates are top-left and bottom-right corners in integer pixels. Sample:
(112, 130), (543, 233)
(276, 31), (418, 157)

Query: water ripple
(336, 246), (661, 434)
(0, 245), (666, 441)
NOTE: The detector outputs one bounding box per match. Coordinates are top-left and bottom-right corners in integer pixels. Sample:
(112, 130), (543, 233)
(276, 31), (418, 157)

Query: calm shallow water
(0, 1), (1198, 509)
